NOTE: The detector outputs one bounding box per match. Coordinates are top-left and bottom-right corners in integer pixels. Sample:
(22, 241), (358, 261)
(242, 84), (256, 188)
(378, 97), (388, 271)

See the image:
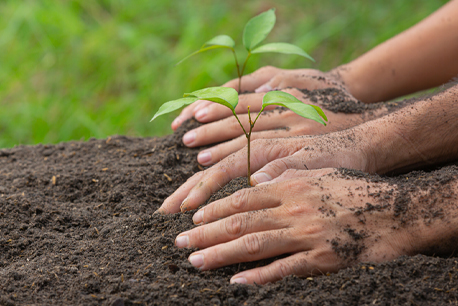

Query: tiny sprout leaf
(151, 97), (198, 121)
(243, 8), (276, 51)
(203, 35), (235, 48)
(184, 87), (238, 111)
(251, 42), (315, 62)
(309, 105), (328, 122)
(262, 91), (327, 125)
(176, 35), (235, 66)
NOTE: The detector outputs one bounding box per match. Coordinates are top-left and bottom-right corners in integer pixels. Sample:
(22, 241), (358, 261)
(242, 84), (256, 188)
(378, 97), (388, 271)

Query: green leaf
(203, 35), (235, 48)
(243, 8), (276, 51)
(310, 105), (328, 122)
(150, 97), (198, 121)
(251, 42), (315, 62)
(262, 91), (327, 125)
(176, 35), (235, 66)
(184, 87), (239, 111)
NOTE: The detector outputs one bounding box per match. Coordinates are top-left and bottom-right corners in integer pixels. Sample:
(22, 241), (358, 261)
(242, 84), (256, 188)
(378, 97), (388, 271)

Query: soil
(299, 87), (410, 114)
(1, 91), (458, 305)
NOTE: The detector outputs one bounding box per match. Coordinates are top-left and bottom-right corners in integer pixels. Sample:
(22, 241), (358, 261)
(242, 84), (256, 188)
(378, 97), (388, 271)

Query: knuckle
(190, 227), (207, 246)
(251, 138), (267, 149)
(209, 245), (226, 267)
(229, 118), (243, 133)
(274, 261), (292, 279)
(253, 269), (269, 285)
(257, 65), (276, 74)
(281, 203), (306, 216)
(282, 169), (300, 177)
(270, 158), (291, 174)
(230, 189), (247, 211)
(285, 178), (311, 193)
(242, 233), (263, 255)
(187, 171), (203, 183)
(300, 224), (321, 236)
(224, 214), (247, 237)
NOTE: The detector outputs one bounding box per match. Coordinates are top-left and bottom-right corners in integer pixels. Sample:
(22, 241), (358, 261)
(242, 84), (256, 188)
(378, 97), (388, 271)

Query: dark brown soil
(1, 104), (458, 305)
(299, 87), (410, 114)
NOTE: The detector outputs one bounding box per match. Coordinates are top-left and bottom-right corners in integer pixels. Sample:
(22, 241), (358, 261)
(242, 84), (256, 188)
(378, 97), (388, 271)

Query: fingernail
(175, 234), (189, 248)
(195, 108), (208, 121)
(251, 172), (272, 185)
(255, 84), (272, 93)
(183, 131), (196, 145)
(189, 253), (204, 268)
(193, 210), (204, 224)
(180, 197), (189, 212)
(230, 277), (247, 284)
(197, 151), (212, 165)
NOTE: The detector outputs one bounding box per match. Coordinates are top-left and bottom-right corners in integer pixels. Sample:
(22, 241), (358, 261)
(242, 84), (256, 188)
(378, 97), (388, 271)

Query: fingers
(177, 208), (284, 250)
(180, 138), (306, 212)
(185, 228), (301, 271)
(191, 92), (267, 124)
(250, 151), (310, 185)
(254, 70), (339, 93)
(156, 171), (205, 214)
(191, 184), (282, 224)
(230, 250), (338, 284)
(182, 109), (293, 149)
(257, 168), (337, 186)
(171, 100), (212, 130)
(224, 66), (282, 92)
(195, 129), (295, 166)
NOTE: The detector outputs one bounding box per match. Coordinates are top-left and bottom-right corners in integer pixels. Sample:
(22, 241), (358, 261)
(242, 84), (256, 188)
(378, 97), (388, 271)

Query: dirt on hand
(1, 89), (458, 305)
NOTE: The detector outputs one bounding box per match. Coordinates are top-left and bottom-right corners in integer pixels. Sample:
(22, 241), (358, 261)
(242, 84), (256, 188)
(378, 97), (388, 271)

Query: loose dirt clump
(1, 101), (458, 304)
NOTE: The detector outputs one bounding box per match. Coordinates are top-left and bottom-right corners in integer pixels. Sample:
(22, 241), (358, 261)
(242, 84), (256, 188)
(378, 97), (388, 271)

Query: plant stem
(232, 111), (247, 136)
(238, 52), (251, 94)
(246, 106), (253, 186)
(232, 49), (242, 94)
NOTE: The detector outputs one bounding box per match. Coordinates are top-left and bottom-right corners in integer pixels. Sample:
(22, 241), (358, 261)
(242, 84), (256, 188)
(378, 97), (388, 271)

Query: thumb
(254, 75), (282, 93)
(256, 168), (336, 186)
(250, 152), (308, 185)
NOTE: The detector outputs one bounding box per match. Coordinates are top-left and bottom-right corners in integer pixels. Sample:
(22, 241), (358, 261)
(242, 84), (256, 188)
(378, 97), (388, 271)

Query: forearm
(362, 84), (458, 174)
(333, 0), (458, 103)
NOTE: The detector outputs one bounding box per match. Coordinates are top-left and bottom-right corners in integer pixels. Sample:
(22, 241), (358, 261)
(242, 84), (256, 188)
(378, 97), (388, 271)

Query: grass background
(0, 0), (447, 148)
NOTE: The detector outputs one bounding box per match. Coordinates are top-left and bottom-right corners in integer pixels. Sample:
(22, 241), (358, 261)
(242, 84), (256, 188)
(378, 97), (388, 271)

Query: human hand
(181, 87), (384, 166)
(157, 126), (374, 214)
(171, 66), (348, 131)
(174, 169), (415, 284)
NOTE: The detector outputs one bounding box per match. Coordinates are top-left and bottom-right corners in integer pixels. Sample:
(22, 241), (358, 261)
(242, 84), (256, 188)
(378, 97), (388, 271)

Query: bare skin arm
(337, 0), (458, 103)
(172, 0), (458, 130)
(175, 168), (458, 284)
(168, 1), (458, 167)
(158, 84), (458, 214)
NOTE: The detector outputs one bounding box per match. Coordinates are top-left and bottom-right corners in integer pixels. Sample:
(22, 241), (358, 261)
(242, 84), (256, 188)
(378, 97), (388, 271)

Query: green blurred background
(0, 0), (447, 148)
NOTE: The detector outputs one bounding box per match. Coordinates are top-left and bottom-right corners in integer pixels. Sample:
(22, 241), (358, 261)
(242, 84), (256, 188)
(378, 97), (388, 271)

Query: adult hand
(157, 125), (375, 214)
(174, 169), (421, 284)
(171, 66), (349, 131)
(181, 88), (387, 166)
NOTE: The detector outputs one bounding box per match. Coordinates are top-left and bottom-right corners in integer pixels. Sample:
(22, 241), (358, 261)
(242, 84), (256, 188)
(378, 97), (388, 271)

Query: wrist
(327, 64), (371, 103)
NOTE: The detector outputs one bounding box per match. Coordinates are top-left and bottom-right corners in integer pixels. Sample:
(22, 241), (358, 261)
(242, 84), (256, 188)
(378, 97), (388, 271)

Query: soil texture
(1, 90), (458, 305)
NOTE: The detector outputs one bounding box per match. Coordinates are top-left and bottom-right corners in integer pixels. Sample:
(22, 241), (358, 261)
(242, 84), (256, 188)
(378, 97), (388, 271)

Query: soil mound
(1, 115), (458, 305)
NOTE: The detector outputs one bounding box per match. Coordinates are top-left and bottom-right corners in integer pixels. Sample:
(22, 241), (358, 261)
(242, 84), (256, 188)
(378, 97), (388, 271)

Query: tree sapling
(176, 8), (314, 93)
(151, 87), (327, 185)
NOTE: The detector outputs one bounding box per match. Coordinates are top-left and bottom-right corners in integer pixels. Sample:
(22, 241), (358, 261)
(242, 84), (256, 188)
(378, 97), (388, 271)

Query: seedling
(176, 8), (314, 93)
(151, 87), (327, 185)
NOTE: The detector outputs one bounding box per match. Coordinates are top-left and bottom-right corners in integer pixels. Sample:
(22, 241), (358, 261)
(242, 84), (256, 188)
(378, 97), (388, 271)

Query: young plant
(151, 87), (327, 185)
(176, 8), (314, 93)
